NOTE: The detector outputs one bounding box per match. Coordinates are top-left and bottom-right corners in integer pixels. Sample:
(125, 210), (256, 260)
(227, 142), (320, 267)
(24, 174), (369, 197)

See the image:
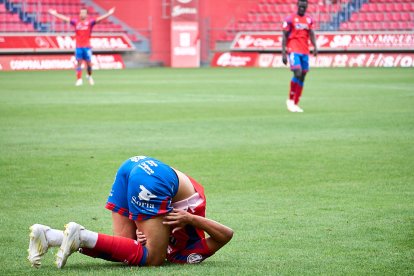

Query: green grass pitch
(0, 67), (413, 275)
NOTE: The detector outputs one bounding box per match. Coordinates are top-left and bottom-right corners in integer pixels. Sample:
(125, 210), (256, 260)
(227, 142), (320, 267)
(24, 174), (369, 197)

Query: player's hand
(109, 7), (115, 15)
(313, 48), (318, 57)
(48, 9), (57, 15)
(136, 231), (147, 246)
(282, 53), (288, 65)
(163, 209), (192, 233)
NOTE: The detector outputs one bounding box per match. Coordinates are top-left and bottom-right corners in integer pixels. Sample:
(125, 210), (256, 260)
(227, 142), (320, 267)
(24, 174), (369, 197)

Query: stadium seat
(402, 2), (414, 12)
(390, 12), (401, 22)
(401, 12), (411, 22)
(374, 12), (385, 22)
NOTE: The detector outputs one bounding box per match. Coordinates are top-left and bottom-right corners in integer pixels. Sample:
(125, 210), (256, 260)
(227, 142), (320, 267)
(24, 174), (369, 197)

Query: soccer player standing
(282, 0), (318, 112)
(48, 7), (115, 86)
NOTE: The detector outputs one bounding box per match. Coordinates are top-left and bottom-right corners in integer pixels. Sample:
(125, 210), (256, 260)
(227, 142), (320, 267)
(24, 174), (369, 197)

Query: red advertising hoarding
(171, 0), (200, 68)
(231, 32), (414, 51)
(211, 52), (414, 68)
(0, 54), (125, 71)
(0, 34), (135, 53)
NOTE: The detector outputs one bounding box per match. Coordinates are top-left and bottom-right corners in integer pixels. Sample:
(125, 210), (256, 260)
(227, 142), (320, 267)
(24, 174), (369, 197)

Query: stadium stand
(340, 0), (414, 31)
(219, 0), (414, 41)
(222, 0), (349, 41)
(0, 0), (133, 39)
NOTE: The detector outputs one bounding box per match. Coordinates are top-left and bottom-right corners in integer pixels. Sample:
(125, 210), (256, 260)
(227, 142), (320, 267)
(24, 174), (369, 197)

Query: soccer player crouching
(49, 7), (115, 86)
(28, 156), (233, 268)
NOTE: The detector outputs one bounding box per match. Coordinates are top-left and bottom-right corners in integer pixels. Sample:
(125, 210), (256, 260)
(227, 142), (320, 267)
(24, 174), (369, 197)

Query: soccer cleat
(87, 76), (94, 86)
(286, 99), (296, 112)
(27, 224), (50, 268)
(294, 105), (304, 113)
(75, 78), (83, 86)
(55, 222), (83, 269)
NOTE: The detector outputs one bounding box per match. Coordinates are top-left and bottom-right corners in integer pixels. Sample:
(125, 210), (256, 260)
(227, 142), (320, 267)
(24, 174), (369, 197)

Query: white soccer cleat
(75, 79), (83, 86)
(27, 224), (50, 268)
(294, 104), (304, 113)
(286, 99), (296, 112)
(87, 76), (94, 86)
(55, 222), (83, 269)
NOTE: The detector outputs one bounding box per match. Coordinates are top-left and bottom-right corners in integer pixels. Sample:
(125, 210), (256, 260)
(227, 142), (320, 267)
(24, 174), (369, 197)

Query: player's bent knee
(145, 251), (166, 266)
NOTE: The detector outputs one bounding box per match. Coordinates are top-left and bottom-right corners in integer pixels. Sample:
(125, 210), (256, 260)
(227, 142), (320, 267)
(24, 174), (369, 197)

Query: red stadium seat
(247, 13), (256, 23)
(402, 3), (414, 12)
(391, 12), (401, 22)
(374, 12), (385, 22)
(365, 3), (378, 13)
(384, 3), (394, 12)
(350, 12), (359, 22)
(375, 3), (385, 12)
(394, 3), (403, 12)
(366, 13), (375, 22)
(401, 12), (411, 22)
(263, 14), (273, 23)
(390, 22), (399, 30)
(340, 22), (349, 31)
(307, 5), (316, 13)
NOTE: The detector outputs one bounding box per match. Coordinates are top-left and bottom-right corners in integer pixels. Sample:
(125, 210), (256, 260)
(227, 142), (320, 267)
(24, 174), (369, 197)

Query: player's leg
(75, 48), (83, 86)
(287, 53), (302, 112)
(135, 216), (170, 266)
(294, 54), (309, 109)
(125, 163), (178, 266)
(111, 212), (137, 239)
(85, 48), (94, 85)
(28, 224), (64, 268)
(56, 222), (147, 269)
(105, 158), (138, 238)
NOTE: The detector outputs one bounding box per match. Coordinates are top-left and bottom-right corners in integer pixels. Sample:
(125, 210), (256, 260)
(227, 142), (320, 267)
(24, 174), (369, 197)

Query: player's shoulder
(283, 14), (295, 23)
(304, 14), (314, 23)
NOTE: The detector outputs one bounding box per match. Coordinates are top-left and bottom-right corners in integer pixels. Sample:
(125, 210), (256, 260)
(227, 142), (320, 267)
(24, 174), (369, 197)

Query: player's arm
(310, 29), (318, 56)
(48, 9), (70, 22)
(163, 209), (234, 254)
(95, 7), (115, 23)
(281, 30), (289, 65)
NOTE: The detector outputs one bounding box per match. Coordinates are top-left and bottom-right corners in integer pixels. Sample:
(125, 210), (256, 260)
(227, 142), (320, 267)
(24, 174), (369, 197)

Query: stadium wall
(211, 31), (414, 68)
(1, 0), (413, 69)
(93, 0), (257, 66)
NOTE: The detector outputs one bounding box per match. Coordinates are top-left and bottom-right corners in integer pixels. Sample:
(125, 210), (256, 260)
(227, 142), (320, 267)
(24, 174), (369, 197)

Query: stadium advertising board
(0, 34), (134, 53)
(211, 52), (414, 68)
(0, 54), (125, 71)
(171, 0), (200, 67)
(231, 32), (414, 51)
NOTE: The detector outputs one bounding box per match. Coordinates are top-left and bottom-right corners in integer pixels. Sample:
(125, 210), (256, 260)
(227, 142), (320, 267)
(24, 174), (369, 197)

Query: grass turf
(0, 67), (413, 275)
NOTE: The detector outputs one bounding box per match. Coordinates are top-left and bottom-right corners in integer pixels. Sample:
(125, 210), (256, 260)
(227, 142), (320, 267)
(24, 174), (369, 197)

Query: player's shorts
(105, 156), (180, 221)
(75, 47), (93, 62)
(166, 176), (213, 264)
(288, 52), (309, 72)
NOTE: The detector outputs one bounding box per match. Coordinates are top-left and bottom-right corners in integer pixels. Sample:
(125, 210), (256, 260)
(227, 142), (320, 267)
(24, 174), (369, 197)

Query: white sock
(79, 229), (98, 248)
(45, 229), (63, 247)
